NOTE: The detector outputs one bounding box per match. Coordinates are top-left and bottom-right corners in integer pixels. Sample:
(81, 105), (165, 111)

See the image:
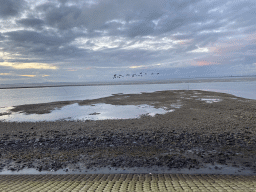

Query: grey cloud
(117, 0), (165, 22)
(126, 21), (155, 37)
(39, 5), (82, 30)
(35, 0), (166, 32)
(21, 43), (83, 59)
(229, 8), (256, 29)
(40, 45), (84, 58)
(1, 0), (256, 84)
(0, 67), (11, 74)
(3, 30), (85, 62)
(100, 48), (172, 67)
(0, 0), (26, 18)
(16, 18), (45, 30)
(32, 0), (240, 39)
(192, 32), (229, 47)
(244, 55), (256, 64)
(75, 1), (119, 31)
(244, 44), (256, 54)
(98, 21), (123, 33)
(157, 17), (187, 34)
(58, 0), (68, 4)
(5, 30), (73, 46)
(36, 1), (117, 31)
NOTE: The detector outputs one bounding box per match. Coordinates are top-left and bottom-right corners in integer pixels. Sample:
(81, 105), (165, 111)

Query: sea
(0, 76), (255, 122)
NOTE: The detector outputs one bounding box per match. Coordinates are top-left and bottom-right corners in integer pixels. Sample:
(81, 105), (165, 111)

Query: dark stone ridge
(0, 131), (256, 172)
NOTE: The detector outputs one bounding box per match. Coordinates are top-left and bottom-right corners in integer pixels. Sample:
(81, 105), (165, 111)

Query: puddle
(198, 98), (222, 103)
(0, 103), (174, 122)
(170, 103), (182, 108)
(0, 106), (14, 113)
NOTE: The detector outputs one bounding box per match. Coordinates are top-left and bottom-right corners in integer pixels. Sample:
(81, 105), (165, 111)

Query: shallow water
(197, 98), (222, 103)
(0, 95), (223, 122)
(0, 164), (254, 175)
(0, 79), (255, 122)
(0, 79), (255, 108)
(0, 103), (174, 122)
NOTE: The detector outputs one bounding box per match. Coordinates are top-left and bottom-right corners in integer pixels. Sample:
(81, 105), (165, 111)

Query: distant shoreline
(1, 76), (256, 90)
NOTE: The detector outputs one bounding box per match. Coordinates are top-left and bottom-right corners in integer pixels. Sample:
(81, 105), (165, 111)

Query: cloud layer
(0, 0), (256, 83)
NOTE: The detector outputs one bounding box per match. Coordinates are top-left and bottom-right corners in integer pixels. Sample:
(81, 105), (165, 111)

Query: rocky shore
(1, 129), (256, 173)
(0, 90), (255, 173)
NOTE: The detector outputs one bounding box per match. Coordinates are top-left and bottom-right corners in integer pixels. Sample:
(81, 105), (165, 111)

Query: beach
(0, 90), (256, 174)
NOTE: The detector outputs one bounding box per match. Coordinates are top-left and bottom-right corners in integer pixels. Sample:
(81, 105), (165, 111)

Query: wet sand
(0, 90), (256, 174)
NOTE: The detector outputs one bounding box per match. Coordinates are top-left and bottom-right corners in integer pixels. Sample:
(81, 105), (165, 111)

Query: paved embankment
(0, 174), (256, 192)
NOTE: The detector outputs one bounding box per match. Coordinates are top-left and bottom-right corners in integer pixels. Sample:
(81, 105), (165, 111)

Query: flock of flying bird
(113, 72), (159, 79)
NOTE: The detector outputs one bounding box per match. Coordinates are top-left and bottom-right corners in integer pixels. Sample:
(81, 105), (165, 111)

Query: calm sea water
(0, 78), (255, 122)
(0, 79), (255, 108)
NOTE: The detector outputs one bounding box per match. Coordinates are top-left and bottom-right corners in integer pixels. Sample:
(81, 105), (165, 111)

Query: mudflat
(0, 90), (255, 173)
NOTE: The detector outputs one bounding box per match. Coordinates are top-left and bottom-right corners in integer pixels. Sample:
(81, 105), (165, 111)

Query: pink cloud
(192, 60), (219, 66)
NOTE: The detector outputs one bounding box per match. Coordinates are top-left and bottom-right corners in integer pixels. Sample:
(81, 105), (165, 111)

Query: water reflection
(0, 103), (174, 122)
(0, 164), (254, 175)
(198, 98), (222, 103)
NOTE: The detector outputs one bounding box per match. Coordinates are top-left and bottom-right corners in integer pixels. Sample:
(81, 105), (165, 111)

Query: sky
(0, 0), (256, 84)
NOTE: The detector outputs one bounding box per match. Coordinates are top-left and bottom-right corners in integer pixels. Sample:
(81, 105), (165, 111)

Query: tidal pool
(0, 103), (174, 122)
(198, 98), (222, 103)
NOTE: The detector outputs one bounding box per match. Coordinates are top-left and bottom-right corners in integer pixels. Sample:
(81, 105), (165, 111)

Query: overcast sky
(0, 0), (256, 84)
